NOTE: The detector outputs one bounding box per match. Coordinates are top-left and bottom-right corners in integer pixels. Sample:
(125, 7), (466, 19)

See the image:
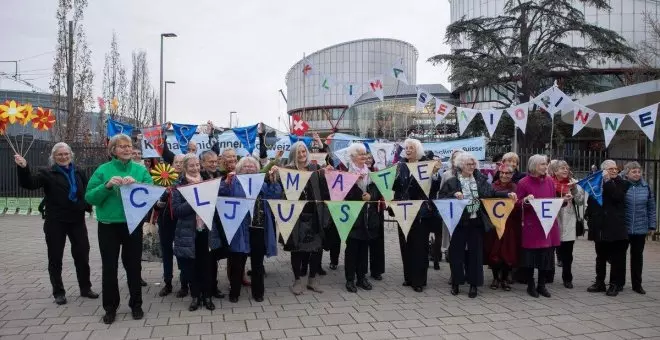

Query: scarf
(492, 180), (515, 193)
(185, 173), (206, 230)
(56, 164), (78, 202)
(348, 161), (371, 192)
(552, 175), (571, 196)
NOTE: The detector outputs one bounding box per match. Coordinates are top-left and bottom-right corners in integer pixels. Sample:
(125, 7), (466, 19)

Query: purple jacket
(516, 175), (561, 249)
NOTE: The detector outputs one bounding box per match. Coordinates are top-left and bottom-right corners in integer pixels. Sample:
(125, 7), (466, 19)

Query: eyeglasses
(606, 168), (618, 172)
(116, 144), (132, 150)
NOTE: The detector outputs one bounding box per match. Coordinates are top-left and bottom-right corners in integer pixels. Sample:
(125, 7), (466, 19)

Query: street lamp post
(159, 32), (177, 124)
(164, 81), (175, 123)
(229, 111), (237, 128)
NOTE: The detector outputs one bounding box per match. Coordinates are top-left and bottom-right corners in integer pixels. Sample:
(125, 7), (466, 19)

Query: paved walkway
(2, 215), (660, 340)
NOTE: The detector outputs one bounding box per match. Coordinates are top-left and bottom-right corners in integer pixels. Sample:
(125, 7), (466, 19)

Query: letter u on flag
(326, 201), (365, 250)
(481, 198), (515, 239)
(388, 200), (423, 240)
(215, 198), (252, 245)
(278, 168), (313, 200)
(577, 171), (603, 206)
(369, 166), (396, 201)
(120, 183), (166, 234)
(325, 170), (360, 201)
(172, 123), (198, 154)
(236, 173), (265, 217)
(107, 118), (134, 138)
(432, 199), (470, 237)
(267, 200), (307, 244)
(407, 161), (436, 198)
(529, 198), (564, 238)
(177, 178), (221, 228)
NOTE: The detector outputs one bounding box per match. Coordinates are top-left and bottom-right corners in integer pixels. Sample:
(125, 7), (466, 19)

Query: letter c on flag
(130, 187), (148, 208)
(493, 201), (505, 218)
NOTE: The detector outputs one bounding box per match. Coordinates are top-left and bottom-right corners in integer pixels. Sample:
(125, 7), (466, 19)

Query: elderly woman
(172, 154), (224, 311)
(439, 153), (516, 298)
(623, 162), (656, 294)
(392, 138), (439, 292)
(85, 134), (153, 324)
(342, 143), (383, 292)
(550, 160), (585, 289)
(483, 163), (520, 291)
(219, 156), (282, 302)
(14, 145), (98, 306)
(494, 152), (526, 184)
(585, 160), (628, 296)
(283, 141), (329, 295)
(516, 154), (564, 298)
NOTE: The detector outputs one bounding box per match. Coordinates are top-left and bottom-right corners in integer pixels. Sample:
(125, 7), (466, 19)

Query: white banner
(420, 137), (487, 161)
(435, 98), (456, 125)
(529, 198), (563, 238)
(120, 183), (166, 234)
(236, 173), (265, 217)
(415, 88), (432, 112)
(366, 142), (396, 171)
(507, 102), (529, 134)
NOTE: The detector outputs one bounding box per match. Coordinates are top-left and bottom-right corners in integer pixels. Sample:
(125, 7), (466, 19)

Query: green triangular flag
(369, 166), (396, 201)
(326, 201), (365, 245)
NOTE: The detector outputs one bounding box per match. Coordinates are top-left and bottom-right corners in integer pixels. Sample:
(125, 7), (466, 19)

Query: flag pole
(302, 52), (306, 135)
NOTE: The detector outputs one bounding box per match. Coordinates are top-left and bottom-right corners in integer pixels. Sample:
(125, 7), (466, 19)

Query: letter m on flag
(370, 79), (383, 91)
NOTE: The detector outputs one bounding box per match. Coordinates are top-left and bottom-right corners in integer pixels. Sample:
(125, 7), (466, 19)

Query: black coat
(392, 157), (437, 219)
(17, 164), (91, 223)
(586, 176), (629, 242)
(345, 182), (382, 241)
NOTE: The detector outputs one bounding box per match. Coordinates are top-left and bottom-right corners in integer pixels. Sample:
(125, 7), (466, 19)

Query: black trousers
(448, 218), (484, 286)
(369, 236), (385, 276)
(628, 234), (646, 289)
(398, 218), (430, 288)
(227, 228), (266, 299)
(595, 240), (628, 286)
(430, 228), (443, 263)
(324, 227), (341, 266)
(209, 247), (227, 294)
(345, 238), (369, 281)
(525, 268), (549, 288)
(558, 241), (575, 283)
(179, 230), (211, 299)
(44, 219), (92, 298)
(98, 222), (142, 313)
(292, 251), (320, 279)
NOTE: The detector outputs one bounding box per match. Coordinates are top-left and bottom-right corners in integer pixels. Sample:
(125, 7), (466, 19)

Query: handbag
(141, 210), (162, 261)
(573, 200), (585, 237)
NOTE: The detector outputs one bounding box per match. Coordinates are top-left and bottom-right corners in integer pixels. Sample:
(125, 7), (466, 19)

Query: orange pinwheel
(32, 107), (56, 131)
(0, 116), (7, 135)
(0, 100), (26, 124)
(19, 103), (35, 126)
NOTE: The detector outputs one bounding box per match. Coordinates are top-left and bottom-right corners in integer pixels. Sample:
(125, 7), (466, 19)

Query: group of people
(13, 130), (657, 324)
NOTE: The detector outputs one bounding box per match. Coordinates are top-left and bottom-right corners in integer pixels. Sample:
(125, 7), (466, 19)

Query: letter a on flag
(267, 200), (307, 244)
(236, 173), (265, 217)
(177, 178), (221, 228)
(406, 161), (436, 198)
(432, 199), (469, 237)
(278, 168), (313, 200)
(388, 200), (423, 240)
(326, 201), (365, 249)
(215, 198), (252, 245)
(120, 183), (166, 234)
(369, 166), (396, 201)
(392, 57), (408, 85)
(481, 199), (515, 239)
(324, 170), (360, 201)
(529, 198), (564, 238)
(457, 107), (479, 135)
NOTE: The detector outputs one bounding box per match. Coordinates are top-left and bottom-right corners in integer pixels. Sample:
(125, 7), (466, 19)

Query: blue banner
(172, 123), (197, 154)
(577, 171), (603, 206)
(232, 124), (258, 154)
(289, 135), (313, 149)
(106, 119), (134, 138)
(421, 137), (487, 161)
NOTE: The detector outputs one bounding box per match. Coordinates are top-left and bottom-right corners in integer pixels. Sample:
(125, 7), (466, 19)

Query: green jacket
(85, 158), (153, 223)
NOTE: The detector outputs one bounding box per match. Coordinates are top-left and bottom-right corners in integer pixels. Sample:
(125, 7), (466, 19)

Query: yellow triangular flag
(481, 198), (515, 239)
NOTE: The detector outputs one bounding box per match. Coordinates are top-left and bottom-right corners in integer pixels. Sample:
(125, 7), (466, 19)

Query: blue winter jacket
(624, 179), (657, 235)
(218, 176), (282, 256)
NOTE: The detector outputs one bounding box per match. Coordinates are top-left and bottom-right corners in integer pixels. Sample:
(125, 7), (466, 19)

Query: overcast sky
(1, 0), (452, 131)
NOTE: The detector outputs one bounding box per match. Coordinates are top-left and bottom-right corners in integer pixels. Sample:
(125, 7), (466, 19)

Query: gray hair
(347, 143), (367, 159)
(501, 152), (520, 168)
(601, 159), (617, 170)
(173, 154), (185, 162)
(235, 156), (261, 174)
(107, 134), (132, 157)
(48, 142), (74, 166)
(527, 154), (548, 176)
(200, 150), (217, 161)
(548, 160), (568, 176)
(403, 138), (424, 161)
(454, 152), (479, 171)
(181, 153), (199, 176)
(288, 141), (309, 165)
(624, 161), (641, 172)
(221, 147), (236, 157)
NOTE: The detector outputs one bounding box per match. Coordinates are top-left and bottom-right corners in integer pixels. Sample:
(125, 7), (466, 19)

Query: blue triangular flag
(172, 123), (197, 154)
(289, 135), (313, 149)
(215, 197), (252, 244)
(577, 171), (603, 206)
(232, 124), (258, 154)
(107, 118), (134, 138)
(120, 183), (166, 234)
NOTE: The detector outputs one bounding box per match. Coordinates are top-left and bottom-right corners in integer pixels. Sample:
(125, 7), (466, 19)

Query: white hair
(403, 138), (424, 161)
(527, 154), (548, 175)
(49, 142), (74, 166)
(601, 159), (617, 170)
(347, 143), (367, 159)
(454, 152), (479, 172)
(235, 156), (261, 174)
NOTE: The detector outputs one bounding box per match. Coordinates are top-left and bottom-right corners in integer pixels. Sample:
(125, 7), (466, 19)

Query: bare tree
(128, 50), (156, 127)
(102, 32), (128, 120)
(50, 0), (94, 143)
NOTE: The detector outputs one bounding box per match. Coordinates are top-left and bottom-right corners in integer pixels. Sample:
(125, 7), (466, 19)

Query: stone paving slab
(2, 216), (660, 339)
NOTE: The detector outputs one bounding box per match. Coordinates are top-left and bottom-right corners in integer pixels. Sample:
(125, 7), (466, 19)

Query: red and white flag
(292, 114), (309, 136)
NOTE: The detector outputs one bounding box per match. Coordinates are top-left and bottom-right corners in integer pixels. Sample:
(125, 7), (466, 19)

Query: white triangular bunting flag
(177, 178), (221, 229)
(507, 102), (529, 134)
(388, 200), (423, 240)
(267, 200), (307, 244)
(456, 107), (479, 135)
(482, 109), (504, 137)
(432, 199), (470, 237)
(572, 104), (597, 136)
(368, 76), (385, 101)
(534, 86), (571, 117)
(344, 82), (362, 108)
(215, 197), (252, 245)
(120, 183), (166, 234)
(598, 112), (627, 147)
(529, 198), (564, 238)
(278, 168), (313, 200)
(415, 88), (431, 112)
(392, 57), (409, 85)
(236, 173), (265, 217)
(406, 161), (436, 198)
(434, 98), (455, 124)
(629, 103), (658, 142)
(319, 74), (335, 94)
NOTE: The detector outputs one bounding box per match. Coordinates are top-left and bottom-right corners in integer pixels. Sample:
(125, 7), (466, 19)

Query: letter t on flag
(388, 200), (423, 240)
(120, 183), (166, 234)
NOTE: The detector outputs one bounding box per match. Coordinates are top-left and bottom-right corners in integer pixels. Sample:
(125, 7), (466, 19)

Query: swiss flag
(291, 114), (309, 136)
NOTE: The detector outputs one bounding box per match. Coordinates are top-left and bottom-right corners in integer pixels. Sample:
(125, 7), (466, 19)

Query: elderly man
(200, 151), (222, 180)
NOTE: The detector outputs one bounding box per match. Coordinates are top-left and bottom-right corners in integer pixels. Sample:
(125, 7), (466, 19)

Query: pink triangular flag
(324, 170), (361, 201)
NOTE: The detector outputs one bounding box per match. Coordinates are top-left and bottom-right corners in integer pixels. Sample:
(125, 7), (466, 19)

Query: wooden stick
(23, 137), (36, 156)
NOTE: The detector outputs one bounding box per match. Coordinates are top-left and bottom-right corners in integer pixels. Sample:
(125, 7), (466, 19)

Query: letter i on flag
(326, 201), (365, 250)
(215, 198), (252, 245)
(278, 168), (313, 200)
(236, 173), (265, 217)
(267, 200), (307, 244)
(369, 166), (396, 201)
(388, 200), (423, 240)
(482, 109), (504, 138)
(120, 183), (166, 234)
(324, 170), (360, 201)
(480, 199), (515, 239)
(432, 199), (469, 237)
(529, 198), (564, 238)
(177, 178), (221, 228)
